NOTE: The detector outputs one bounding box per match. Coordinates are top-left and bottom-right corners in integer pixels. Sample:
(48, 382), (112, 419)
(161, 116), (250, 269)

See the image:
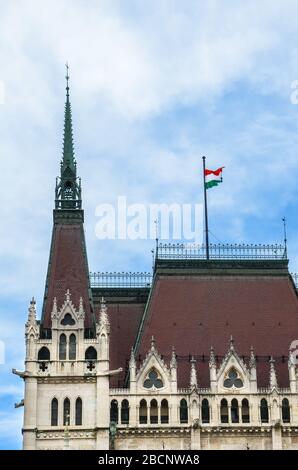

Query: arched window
(69, 334), (76, 360)
(161, 399), (169, 424)
(85, 346), (97, 360)
(231, 398), (239, 423)
(220, 399), (229, 423)
(59, 334), (67, 360)
(121, 399), (129, 424)
(75, 397), (82, 425)
(38, 346), (50, 361)
(282, 398), (290, 423)
(63, 398), (70, 426)
(51, 398), (58, 426)
(139, 399), (147, 424)
(61, 313), (75, 326)
(110, 399), (118, 424)
(260, 398), (269, 423)
(180, 399), (188, 424)
(242, 399), (250, 423)
(150, 399), (158, 424)
(201, 399), (210, 423)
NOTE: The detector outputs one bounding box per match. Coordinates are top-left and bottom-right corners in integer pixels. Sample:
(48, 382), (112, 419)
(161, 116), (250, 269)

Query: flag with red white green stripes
(204, 167), (224, 189)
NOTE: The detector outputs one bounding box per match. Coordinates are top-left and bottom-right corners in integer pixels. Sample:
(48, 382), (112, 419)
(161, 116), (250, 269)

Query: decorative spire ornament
(190, 356), (198, 388)
(269, 356), (278, 389)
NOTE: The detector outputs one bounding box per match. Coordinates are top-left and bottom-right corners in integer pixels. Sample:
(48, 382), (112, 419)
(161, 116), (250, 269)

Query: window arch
(51, 398), (58, 426)
(150, 399), (158, 424)
(201, 398), (210, 423)
(220, 399), (229, 423)
(75, 397), (82, 425)
(242, 398), (250, 423)
(121, 399), (129, 424)
(231, 398), (239, 423)
(38, 346), (50, 361)
(139, 399), (147, 424)
(59, 334), (67, 360)
(180, 399), (188, 424)
(110, 399), (118, 424)
(161, 399), (169, 424)
(282, 398), (290, 423)
(85, 346), (97, 361)
(63, 398), (70, 426)
(260, 398), (269, 423)
(69, 334), (76, 360)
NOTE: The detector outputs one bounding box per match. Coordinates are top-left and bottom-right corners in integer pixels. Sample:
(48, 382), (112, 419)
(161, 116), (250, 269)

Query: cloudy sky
(1, 0), (298, 449)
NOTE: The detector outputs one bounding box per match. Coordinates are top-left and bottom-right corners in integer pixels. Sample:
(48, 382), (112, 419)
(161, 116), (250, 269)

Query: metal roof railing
(156, 243), (287, 260)
(90, 271), (152, 288)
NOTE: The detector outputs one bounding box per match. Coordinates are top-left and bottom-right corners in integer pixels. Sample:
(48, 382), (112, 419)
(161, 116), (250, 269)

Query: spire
(26, 297), (36, 326)
(269, 356), (278, 389)
(62, 64), (75, 172)
(249, 346), (256, 369)
(151, 335), (156, 352)
(190, 356), (198, 388)
(99, 297), (110, 333)
(55, 64), (82, 211)
(129, 347), (136, 369)
(209, 346), (216, 368)
(170, 346), (177, 369)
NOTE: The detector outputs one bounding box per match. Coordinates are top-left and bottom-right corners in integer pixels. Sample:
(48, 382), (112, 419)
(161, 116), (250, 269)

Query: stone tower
(15, 68), (120, 450)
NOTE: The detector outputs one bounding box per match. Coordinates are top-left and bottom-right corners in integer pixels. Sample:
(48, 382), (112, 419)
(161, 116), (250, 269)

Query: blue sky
(1, 0), (298, 449)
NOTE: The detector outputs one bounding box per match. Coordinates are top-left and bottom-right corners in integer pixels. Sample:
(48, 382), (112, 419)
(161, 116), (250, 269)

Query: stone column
(23, 377), (37, 450)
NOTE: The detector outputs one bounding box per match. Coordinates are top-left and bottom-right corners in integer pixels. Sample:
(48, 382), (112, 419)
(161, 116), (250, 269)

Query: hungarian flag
(204, 167), (224, 189)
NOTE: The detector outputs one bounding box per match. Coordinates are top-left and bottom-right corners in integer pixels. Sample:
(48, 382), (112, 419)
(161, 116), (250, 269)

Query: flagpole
(202, 156), (210, 260)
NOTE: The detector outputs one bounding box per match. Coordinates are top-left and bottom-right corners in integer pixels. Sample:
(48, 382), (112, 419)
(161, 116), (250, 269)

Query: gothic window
(121, 400), (129, 424)
(75, 397), (82, 425)
(260, 398), (269, 423)
(161, 399), (169, 424)
(38, 346), (50, 361)
(69, 334), (76, 360)
(150, 399), (158, 424)
(143, 369), (163, 389)
(179, 399), (188, 424)
(63, 398), (70, 426)
(220, 399), (229, 423)
(282, 398), (290, 423)
(201, 398), (210, 423)
(61, 313), (75, 326)
(231, 398), (239, 423)
(59, 334), (67, 360)
(85, 346), (97, 360)
(51, 398), (58, 426)
(139, 399), (147, 424)
(110, 399), (118, 424)
(242, 398), (250, 423)
(223, 368), (243, 389)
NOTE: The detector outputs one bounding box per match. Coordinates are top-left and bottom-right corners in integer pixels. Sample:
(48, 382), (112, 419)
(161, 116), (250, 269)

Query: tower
(17, 68), (116, 450)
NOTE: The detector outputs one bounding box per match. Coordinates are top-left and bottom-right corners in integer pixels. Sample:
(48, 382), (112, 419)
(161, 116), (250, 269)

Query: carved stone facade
(16, 294), (298, 450)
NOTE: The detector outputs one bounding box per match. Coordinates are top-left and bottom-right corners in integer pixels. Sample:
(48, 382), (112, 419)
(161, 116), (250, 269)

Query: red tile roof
(136, 272), (298, 387)
(42, 224), (94, 329)
(94, 302), (145, 386)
